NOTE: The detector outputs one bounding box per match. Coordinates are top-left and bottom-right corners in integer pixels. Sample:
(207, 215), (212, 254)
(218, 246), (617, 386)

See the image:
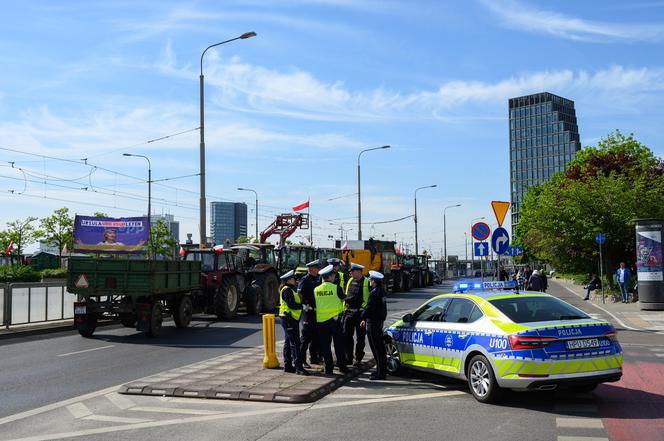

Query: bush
(0, 265), (42, 283)
(41, 268), (67, 279)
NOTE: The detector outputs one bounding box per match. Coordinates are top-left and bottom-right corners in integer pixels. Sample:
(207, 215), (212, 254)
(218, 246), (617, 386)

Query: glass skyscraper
(509, 92), (581, 235)
(210, 202), (248, 245)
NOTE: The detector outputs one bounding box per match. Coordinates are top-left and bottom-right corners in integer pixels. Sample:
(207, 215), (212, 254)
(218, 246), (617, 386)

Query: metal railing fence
(2, 281), (72, 329)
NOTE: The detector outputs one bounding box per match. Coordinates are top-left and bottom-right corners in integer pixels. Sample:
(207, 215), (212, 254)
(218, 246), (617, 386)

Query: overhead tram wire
(82, 127), (200, 160)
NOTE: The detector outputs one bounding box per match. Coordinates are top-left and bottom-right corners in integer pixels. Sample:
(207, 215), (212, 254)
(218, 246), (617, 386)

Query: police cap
(327, 258), (341, 265)
(369, 270), (384, 281)
(280, 270), (295, 281)
(306, 259), (321, 268)
(319, 264), (335, 277)
(350, 263), (364, 271)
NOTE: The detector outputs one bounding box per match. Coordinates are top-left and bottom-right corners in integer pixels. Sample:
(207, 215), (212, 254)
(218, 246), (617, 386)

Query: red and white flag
(179, 246), (185, 257)
(292, 200), (310, 212)
(341, 242), (349, 251)
(4, 243), (14, 255)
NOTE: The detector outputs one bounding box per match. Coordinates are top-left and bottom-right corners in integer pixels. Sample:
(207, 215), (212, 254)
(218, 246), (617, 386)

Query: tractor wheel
(78, 315), (98, 338)
(257, 272), (279, 312)
(215, 278), (239, 320)
(173, 296), (193, 328)
(402, 273), (411, 292)
(245, 284), (263, 315)
(147, 302), (163, 337)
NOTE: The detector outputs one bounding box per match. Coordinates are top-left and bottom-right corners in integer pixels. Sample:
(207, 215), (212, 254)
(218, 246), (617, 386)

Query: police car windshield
(490, 296), (589, 323)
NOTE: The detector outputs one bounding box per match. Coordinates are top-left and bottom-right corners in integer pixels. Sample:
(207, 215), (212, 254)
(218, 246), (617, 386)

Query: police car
(383, 281), (623, 403)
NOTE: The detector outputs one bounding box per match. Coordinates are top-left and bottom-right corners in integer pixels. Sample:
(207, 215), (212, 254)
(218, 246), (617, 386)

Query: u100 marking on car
(489, 338), (508, 350)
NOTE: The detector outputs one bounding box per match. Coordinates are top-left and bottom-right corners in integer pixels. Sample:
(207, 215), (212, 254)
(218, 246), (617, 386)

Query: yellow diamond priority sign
(491, 201), (511, 227)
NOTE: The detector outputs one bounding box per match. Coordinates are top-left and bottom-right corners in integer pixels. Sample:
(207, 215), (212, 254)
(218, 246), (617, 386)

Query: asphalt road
(0, 280), (662, 441)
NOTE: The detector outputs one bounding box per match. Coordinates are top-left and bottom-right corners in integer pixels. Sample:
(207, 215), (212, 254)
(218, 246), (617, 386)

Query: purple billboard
(73, 215), (149, 253)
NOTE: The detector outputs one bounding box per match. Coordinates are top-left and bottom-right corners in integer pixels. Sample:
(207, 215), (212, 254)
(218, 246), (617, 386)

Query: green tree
(94, 212), (108, 217)
(6, 217), (41, 257)
(40, 207), (74, 257)
(0, 230), (11, 254)
(149, 219), (177, 259)
(235, 236), (251, 244)
(516, 131), (664, 283)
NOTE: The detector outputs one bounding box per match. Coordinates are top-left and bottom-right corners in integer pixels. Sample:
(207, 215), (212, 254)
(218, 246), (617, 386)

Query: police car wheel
(467, 354), (502, 403)
(385, 339), (402, 374)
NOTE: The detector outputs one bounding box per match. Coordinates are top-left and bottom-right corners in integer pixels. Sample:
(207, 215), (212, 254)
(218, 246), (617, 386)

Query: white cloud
(481, 0), (664, 42)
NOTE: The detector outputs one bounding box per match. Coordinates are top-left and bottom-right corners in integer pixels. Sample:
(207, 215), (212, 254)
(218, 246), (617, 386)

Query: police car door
(399, 297), (451, 373)
(431, 298), (481, 377)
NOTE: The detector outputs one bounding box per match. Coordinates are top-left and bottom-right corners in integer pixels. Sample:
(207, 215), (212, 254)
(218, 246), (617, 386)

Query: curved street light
(357, 145), (390, 240)
(238, 187), (258, 241)
(123, 153), (153, 256)
(414, 184), (437, 255)
(443, 204), (461, 279)
(199, 31), (256, 247)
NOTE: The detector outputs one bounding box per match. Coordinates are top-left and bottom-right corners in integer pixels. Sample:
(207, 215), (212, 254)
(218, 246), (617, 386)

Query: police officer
(315, 264), (348, 374)
(299, 259), (321, 368)
(361, 271), (388, 380)
(343, 263), (369, 366)
(278, 270), (309, 376)
(328, 258), (346, 288)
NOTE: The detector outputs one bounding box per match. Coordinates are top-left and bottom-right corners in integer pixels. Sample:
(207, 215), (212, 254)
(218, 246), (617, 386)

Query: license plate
(566, 338), (600, 350)
(74, 305), (87, 315)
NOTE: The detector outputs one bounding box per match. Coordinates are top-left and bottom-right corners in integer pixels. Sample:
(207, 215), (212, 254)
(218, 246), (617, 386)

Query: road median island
(119, 345), (374, 404)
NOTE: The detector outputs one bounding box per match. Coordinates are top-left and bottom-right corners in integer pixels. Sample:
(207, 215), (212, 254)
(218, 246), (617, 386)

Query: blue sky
(1, 0), (663, 256)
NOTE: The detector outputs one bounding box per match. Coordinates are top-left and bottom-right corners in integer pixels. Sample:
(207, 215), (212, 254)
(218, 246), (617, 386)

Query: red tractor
(231, 244), (280, 312)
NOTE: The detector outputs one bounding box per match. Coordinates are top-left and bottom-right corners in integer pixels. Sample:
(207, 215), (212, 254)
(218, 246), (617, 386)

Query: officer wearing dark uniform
(361, 270), (388, 380)
(315, 264), (348, 375)
(298, 259), (321, 367)
(343, 263), (369, 366)
(328, 258), (346, 289)
(279, 270), (309, 376)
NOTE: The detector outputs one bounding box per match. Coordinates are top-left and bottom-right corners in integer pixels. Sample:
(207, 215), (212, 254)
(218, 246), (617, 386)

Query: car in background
(383, 282), (623, 403)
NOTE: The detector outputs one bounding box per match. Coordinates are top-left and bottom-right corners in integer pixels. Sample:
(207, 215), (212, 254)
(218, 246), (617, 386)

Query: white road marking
(325, 394), (404, 399)
(557, 437), (608, 441)
(83, 415), (151, 424)
(554, 403), (598, 413)
(655, 353), (664, 357)
(104, 393), (135, 410)
(561, 285), (640, 331)
(129, 406), (225, 415)
(65, 403), (92, 419)
(2, 391), (463, 441)
(57, 345), (115, 357)
(556, 417), (604, 429)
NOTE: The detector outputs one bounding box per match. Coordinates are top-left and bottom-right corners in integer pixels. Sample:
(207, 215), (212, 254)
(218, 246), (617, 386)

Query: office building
(210, 202), (247, 245)
(509, 92), (581, 235)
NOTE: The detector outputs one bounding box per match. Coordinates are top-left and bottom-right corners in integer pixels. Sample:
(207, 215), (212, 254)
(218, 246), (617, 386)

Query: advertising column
(635, 219), (664, 310)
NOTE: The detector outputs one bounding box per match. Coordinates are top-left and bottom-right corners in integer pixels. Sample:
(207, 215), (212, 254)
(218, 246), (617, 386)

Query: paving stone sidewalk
(120, 344), (374, 404)
(552, 278), (664, 332)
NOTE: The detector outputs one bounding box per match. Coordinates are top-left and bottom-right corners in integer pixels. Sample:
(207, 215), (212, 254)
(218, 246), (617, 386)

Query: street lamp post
(443, 204), (461, 279)
(238, 187), (258, 241)
(123, 153), (152, 255)
(199, 31), (256, 247)
(414, 185), (437, 255)
(357, 145), (390, 240)
(470, 216), (486, 275)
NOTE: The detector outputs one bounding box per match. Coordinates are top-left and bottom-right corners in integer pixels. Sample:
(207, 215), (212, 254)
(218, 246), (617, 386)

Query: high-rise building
(509, 92), (581, 235)
(210, 202), (247, 245)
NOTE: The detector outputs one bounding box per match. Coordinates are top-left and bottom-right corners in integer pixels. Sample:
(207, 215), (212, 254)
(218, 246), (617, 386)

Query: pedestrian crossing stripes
(554, 400), (608, 441)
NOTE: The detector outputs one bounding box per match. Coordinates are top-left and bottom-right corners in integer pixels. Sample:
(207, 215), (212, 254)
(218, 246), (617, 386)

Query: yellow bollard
(262, 314), (280, 369)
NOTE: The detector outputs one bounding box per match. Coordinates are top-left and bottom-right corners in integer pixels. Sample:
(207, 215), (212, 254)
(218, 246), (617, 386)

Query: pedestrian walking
(328, 258), (346, 288)
(361, 270), (388, 380)
(583, 273), (602, 301)
(523, 265), (533, 290)
(278, 270), (309, 376)
(528, 269), (544, 292)
(615, 262), (632, 303)
(314, 264), (348, 375)
(516, 269), (525, 290)
(299, 259), (322, 368)
(343, 263), (369, 367)
(540, 268), (548, 292)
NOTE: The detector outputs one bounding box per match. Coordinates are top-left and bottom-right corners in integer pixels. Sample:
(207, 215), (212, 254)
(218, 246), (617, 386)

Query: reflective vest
(344, 277), (370, 309)
(337, 271), (346, 288)
(314, 282), (343, 323)
(279, 285), (302, 321)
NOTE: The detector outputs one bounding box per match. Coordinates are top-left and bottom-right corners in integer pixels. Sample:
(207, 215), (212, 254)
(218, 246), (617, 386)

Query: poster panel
(636, 230), (663, 281)
(73, 215), (148, 253)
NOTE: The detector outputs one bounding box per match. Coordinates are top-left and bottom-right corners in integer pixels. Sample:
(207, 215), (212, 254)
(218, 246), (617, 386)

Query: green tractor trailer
(67, 257), (202, 338)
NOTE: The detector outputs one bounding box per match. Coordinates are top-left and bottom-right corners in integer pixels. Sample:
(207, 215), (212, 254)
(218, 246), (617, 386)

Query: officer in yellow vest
(343, 262), (369, 366)
(279, 270), (310, 376)
(328, 258), (346, 288)
(314, 264), (348, 375)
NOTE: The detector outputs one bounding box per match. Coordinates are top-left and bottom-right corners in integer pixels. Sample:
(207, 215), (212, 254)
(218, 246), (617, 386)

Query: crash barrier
(262, 314), (280, 368)
(1, 281), (72, 329)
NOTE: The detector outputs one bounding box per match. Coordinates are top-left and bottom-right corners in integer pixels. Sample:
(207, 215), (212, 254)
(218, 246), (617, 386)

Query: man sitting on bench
(583, 273), (602, 301)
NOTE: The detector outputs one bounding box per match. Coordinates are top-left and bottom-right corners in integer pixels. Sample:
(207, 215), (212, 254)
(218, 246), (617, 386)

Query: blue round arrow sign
(491, 227), (510, 255)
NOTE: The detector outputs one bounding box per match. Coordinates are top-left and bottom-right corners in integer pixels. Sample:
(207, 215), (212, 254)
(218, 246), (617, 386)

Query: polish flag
(4, 243), (14, 255)
(292, 200), (310, 212)
(179, 246), (185, 257)
(341, 242), (349, 251)
(213, 244), (225, 254)
(395, 245), (401, 254)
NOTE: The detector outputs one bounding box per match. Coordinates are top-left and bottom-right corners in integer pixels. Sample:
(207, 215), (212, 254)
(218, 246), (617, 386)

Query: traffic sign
(75, 274), (89, 289)
(595, 232), (606, 244)
(471, 222), (491, 241)
(507, 246), (523, 257)
(474, 242), (489, 257)
(491, 201), (511, 227)
(491, 227), (510, 255)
